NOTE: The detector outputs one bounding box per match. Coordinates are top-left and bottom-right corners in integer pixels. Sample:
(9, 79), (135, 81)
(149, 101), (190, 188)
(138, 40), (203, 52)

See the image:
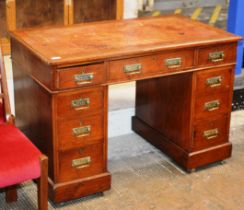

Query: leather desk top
(11, 15), (241, 66)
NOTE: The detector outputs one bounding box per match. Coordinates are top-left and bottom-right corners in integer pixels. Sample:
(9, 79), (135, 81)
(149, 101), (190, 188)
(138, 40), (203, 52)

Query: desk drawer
(108, 55), (158, 82)
(56, 87), (104, 119)
(58, 143), (104, 182)
(194, 92), (230, 120)
(57, 115), (103, 150)
(157, 49), (194, 72)
(108, 49), (194, 82)
(198, 44), (237, 67)
(195, 68), (233, 95)
(193, 116), (229, 151)
(57, 63), (106, 89)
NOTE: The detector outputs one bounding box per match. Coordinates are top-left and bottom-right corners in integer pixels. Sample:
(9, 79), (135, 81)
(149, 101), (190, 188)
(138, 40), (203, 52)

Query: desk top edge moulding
(10, 15), (241, 203)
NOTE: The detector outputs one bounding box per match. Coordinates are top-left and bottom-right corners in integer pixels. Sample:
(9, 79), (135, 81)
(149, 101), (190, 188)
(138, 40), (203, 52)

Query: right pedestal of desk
(132, 65), (234, 171)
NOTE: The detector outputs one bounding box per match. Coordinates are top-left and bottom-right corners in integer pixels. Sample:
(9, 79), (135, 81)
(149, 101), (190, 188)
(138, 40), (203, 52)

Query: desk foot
(132, 116), (232, 171)
(187, 168), (196, 173)
(48, 172), (111, 203)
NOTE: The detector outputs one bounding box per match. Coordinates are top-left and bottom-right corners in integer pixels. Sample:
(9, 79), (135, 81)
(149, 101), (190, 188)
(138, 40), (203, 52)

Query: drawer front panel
(56, 87), (104, 118)
(108, 49), (194, 82)
(58, 115), (103, 150)
(194, 92), (230, 120)
(195, 68), (233, 95)
(58, 143), (104, 182)
(193, 116), (229, 151)
(198, 44), (237, 67)
(109, 55), (158, 81)
(57, 63), (106, 89)
(157, 49), (194, 72)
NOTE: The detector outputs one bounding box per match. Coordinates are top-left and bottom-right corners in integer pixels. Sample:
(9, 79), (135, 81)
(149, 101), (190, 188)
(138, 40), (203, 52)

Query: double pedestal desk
(11, 15), (241, 202)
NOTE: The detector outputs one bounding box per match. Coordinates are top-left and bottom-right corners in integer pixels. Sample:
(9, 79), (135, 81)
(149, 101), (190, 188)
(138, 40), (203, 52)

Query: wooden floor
(0, 110), (244, 210)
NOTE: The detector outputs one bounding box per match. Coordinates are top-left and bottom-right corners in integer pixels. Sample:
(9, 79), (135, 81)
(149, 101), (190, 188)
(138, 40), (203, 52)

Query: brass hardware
(165, 57), (182, 68)
(72, 126), (91, 137)
(209, 51), (224, 62)
(203, 128), (219, 140)
(206, 76), (222, 87)
(124, 63), (142, 74)
(74, 73), (94, 85)
(71, 98), (90, 110)
(204, 100), (220, 111)
(72, 156), (91, 168)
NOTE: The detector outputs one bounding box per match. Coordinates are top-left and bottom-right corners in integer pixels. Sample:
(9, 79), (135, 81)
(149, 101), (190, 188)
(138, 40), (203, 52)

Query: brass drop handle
(204, 100), (220, 111)
(72, 156), (91, 169)
(74, 73), (94, 85)
(203, 128), (219, 140)
(165, 57), (182, 68)
(124, 64), (142, 75)
(71, 98), (90, 111)
(209, 51), (224, 62)
(206, 76), (222, 87)
(72, 125), (91, 138)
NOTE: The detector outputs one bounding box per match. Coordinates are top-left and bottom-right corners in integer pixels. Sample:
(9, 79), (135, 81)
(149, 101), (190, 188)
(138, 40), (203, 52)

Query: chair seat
(0, 124), (41, 188)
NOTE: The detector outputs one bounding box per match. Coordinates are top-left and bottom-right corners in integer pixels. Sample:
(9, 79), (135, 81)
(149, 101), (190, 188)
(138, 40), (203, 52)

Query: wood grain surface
(11, 15), (241, 66)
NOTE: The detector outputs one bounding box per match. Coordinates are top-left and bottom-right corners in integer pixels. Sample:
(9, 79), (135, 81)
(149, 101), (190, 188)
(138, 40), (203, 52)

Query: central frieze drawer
(108, 49), (194, 82)
(58, 143), (104, 182)
(55, 87), (104, 118)
(57, 115), (104, 150)
(57, 63), (106, 89)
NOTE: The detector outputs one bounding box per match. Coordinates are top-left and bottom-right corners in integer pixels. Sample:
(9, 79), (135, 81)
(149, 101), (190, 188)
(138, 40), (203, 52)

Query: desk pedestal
(132, 71), (233, 171)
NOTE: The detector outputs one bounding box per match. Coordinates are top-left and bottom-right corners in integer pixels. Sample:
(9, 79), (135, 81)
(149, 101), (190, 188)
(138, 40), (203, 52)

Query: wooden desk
(10, 15), (241, 203)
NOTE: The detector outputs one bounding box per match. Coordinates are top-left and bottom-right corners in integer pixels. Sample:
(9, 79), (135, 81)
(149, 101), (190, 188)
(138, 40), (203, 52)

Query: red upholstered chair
(0, 45), (48, 210)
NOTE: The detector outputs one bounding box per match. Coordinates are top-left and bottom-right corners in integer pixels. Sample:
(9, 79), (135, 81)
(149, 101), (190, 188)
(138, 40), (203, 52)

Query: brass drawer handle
(74, 73), (94, 85)
(71, 98), (90, 110)
(72, 156), (91, 168)
(203, 128), (219, 140)
(72, 126), (91, 138)
(206, 76), (222, 87)
(124, 63), (142, 74)
(209, 51), (224, 62)
(205, 100), (220, 111)
(165, 57), (182, 68)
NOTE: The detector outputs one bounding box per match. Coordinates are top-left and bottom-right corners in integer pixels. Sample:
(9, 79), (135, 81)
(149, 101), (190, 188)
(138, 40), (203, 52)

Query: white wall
(124, 0), (139, 19)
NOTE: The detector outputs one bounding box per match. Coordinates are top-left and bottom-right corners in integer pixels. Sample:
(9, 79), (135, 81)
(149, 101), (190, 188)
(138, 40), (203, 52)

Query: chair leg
(37, 155), (48, 210)
(5, 185), (17, 203)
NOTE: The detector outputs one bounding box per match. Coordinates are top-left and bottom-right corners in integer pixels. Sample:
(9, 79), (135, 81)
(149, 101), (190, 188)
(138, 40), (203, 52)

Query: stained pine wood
(11, 15), (240, 66)
(11, 15), (241, 202)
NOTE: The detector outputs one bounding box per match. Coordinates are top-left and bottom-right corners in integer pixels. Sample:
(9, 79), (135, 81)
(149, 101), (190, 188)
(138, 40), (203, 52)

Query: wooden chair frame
(0, 44), (48, 210)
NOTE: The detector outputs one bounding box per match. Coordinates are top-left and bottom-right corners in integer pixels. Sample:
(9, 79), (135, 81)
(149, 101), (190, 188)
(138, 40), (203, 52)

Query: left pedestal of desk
(11, 38), (111, 203)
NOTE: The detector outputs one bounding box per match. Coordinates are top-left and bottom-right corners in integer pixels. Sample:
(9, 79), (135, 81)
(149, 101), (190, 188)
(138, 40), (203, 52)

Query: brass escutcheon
(74, 73), (94, 85)
(71, 98), (90, 110)
(209, 51), (224, 62)
(203, 128), (219, 140)
(204, 100), (220, 111)
(206, 76), (222, 87)
(72, 126), (91, 137)
(72, 156), (91, 168)
(165, 57), (182, 68)
(124, 63), (142, 74)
